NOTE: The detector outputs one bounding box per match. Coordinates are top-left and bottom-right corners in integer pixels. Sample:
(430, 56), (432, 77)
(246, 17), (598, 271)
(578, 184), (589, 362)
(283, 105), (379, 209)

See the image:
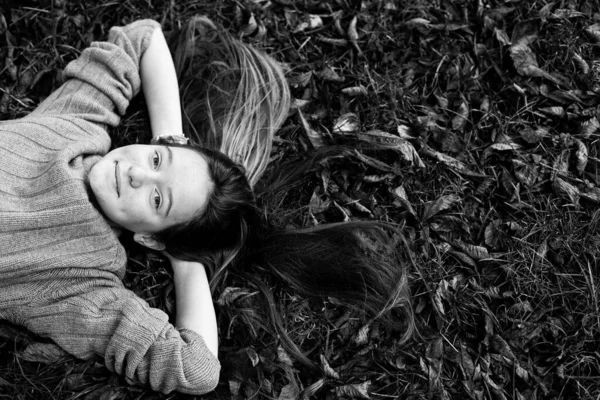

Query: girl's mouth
(115, 162), (120, 197)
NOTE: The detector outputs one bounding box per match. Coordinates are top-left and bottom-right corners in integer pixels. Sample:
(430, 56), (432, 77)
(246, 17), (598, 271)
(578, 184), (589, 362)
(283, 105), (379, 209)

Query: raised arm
(171, 260), (218, 357)
(29, 20), (159, 128)
(140, 28), (184, 138)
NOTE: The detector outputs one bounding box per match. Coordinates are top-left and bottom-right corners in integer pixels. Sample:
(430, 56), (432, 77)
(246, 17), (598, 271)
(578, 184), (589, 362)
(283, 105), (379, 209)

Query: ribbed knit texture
(0, 20), (220, 394)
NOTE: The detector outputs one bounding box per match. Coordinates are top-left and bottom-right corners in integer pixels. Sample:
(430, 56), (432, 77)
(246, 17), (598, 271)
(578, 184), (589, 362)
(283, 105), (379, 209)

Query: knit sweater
(0, 20), (220, 395)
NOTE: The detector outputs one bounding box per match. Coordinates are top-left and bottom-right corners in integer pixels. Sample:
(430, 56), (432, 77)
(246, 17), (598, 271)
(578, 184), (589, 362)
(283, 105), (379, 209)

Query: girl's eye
(154, 189), (161, 209)
(153, 152), (160, 169)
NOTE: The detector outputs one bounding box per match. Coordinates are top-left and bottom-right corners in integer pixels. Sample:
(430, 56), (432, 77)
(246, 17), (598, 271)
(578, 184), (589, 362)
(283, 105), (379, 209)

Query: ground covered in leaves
(1, 0), (600, 399)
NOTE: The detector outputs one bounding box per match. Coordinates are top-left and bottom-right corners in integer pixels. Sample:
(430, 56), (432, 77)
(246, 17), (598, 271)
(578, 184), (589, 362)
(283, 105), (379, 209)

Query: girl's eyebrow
(166, 146), (173, 166)
(164, 147), (174, 217)
(166, 187), (173, 217)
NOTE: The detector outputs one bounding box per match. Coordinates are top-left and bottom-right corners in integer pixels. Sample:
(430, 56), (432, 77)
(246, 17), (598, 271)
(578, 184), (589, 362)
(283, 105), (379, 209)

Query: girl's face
(89, 144), (213, 241)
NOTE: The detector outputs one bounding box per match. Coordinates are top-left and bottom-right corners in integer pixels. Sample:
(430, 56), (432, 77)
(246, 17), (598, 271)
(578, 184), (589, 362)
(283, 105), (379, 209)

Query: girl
(0, 16), (413, 395)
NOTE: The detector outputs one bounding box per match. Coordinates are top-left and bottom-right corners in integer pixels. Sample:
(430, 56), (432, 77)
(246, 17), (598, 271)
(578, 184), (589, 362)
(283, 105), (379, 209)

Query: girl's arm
(171, 260), (218, 358)
(140, 28), (184, 138)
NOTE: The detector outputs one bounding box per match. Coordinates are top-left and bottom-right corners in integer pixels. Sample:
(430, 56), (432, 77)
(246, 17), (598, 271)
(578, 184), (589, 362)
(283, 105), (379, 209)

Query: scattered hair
(159, 16), (415, 369)
(167, 16), (290, 187)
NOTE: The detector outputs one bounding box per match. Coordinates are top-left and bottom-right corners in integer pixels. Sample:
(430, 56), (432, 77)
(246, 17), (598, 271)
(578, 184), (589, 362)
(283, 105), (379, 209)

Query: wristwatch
(150, 134), (189, 145)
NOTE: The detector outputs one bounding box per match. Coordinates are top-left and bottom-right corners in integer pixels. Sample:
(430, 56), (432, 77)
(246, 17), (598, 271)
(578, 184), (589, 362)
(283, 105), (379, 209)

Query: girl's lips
(115, 161), (120, 197)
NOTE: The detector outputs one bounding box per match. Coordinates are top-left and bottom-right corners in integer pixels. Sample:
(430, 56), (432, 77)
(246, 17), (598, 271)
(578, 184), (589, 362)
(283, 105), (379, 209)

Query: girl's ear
(133, 233), (166, 251)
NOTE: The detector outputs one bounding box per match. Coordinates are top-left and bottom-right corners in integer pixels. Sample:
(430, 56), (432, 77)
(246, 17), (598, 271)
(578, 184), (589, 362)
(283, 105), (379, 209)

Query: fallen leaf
(553, 177), (579, 205)
(391, 185), (416, 216)
(298, 110), (326, 148)
(333, 112), (360, 135)
(573, 53), (590, 75)
(520, 126), (549, 143)
(574, 139), (588, 175)
(585, 23), (600, 43)
(347, 16), (363, 55)
(17, 342), (67, 364)
(354, 324), (370, 346)
(538, 106), (565, 117)
(246, 347), (260, 366)
(216, 286), (253, 306)
(335, 381), (371, 399)
(278, 383), (301, 400)
(320, 355), (340, 379)
(422, 194), (461, 221)
(292, 14), (323, 33)
(452, 101), (469, 130)
(510, 43), (561, 85)
(454, 240), (490, 260)
(83, 386), (126, 400)
(420, 144), (485, 177)
(341, 85), (368, 96)
(579, 117), (600, 138)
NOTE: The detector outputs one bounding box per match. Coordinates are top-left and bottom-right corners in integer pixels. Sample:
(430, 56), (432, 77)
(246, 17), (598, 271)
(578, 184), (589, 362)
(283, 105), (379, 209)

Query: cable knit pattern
(0, 20), (220, 394)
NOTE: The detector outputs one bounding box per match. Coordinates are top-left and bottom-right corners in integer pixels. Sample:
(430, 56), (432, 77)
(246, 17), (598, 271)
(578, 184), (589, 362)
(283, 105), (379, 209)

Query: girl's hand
(165, 253), (218, 358)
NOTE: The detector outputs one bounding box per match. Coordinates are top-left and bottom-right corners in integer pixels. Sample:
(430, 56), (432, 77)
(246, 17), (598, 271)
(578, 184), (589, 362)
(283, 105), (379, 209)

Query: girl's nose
(128, 165), (148, 188)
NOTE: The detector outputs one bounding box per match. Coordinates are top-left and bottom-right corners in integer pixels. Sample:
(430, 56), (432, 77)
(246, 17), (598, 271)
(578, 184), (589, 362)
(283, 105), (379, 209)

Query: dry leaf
(585, 23), (600, 43)
(333, 112), (360, 135)
(216, 286), (253, 306)
(405, 18), (431, 28)
(84, 387), (126, 400)
(288, 71), (313, 88)
(510, 43), (560, 85)
(420, 144), (485, 177)
(512, 159), (539, 187)
(538, 106), (565, 117)
(309, 190), (330, 214)
(454, 240), (490, 260)
(315, 66), (344, 82)
(495, 28), (511, 46)
(335, 381), (371, 399)
(246, 347), (260, 367)
(484, 220), (502, 248)
(298, 110), (325, 148)
(354, 324), (370, 346)
(520, 126), (549, 143)
(579, 117), (600, 138)
(573, 53), (590, 75)
(320, 355), (340, 379)
(553, 177), (579, 205)
(240, 12), (258, 36)
(352, 149), (394, 172)
(397, 124), (415, 139)
(341, 85), (368, 96)
(277, 345), (294, 366)
(422, 194), (461, 221)
(450, 250), (477, 267)
(347, 16), (363, 55)
(391, 185), (416, 216)
(581, 187), (600, 203)
(452, 101), (469, 130)
(317, 36), (349, 46)
(17, 342), (67, 364)
(278, 383), (301, 400)
(293, 14), (323, 33)
(574, 139), (588, 175)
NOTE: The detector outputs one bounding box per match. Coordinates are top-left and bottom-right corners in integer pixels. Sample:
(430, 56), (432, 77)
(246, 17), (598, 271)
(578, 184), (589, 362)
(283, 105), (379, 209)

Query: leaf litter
(1, 0), (600, 399)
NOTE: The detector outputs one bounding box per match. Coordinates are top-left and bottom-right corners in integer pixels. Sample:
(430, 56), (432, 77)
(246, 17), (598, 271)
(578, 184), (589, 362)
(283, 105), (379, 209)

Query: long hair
(152, 141), (257, 280)
(162, 16), (415, 369)
(167, 16), (290, 187)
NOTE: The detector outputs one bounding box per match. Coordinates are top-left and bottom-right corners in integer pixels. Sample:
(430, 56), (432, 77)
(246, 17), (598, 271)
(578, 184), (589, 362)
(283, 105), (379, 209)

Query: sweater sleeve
(22, 285), (220, 394)
(29, 19), (160, 127)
